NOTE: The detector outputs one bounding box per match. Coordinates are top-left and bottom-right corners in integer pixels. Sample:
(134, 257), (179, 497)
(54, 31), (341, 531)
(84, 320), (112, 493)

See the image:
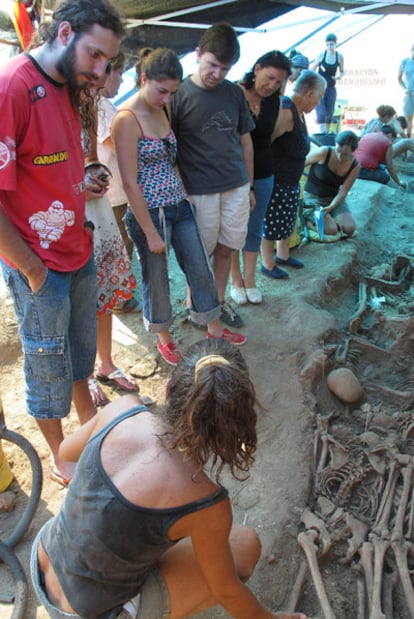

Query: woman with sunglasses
(112, 48), (246, 366)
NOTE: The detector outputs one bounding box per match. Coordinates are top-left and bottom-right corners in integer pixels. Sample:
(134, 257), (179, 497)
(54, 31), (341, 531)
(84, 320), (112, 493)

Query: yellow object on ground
(0, 441), (13, 492)
(0, 398), (13, 492)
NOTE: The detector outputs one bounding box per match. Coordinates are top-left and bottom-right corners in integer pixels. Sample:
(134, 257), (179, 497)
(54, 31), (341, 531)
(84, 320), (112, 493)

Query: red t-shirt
(0, 53), (92, 271)
(354, 133), (390, 169)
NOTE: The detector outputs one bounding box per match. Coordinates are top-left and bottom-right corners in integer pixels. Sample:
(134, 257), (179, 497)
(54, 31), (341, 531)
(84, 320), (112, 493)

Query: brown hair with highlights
(163, 339), (258, 481)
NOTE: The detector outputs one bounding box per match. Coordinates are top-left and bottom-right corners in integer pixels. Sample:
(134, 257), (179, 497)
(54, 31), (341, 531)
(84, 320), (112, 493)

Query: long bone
(382, 570), (397, 619)
(286, 508), (334, 613)
(368, 533), (388, 619)
(359, 541), (374, 613)
(391, 460), (413, 543)
(355, 570), (366, 619)
(286, 558), (308, 614)
(406, 470), (414, 541)
(314, 413), (337, 476)
(372, 460), (399, 537)
(368, 460), (399, 619)
(388, 457), (414, 616)
(391, 539), (414, 618)
(297, 529), (336, 619)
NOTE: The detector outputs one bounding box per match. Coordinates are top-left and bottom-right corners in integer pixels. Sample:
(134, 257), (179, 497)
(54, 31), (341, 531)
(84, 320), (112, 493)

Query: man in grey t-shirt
(171, 23), (255, 329)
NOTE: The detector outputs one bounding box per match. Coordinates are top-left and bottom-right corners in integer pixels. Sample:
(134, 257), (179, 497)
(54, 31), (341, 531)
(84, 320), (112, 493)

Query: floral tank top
(119, 109), (187, 209)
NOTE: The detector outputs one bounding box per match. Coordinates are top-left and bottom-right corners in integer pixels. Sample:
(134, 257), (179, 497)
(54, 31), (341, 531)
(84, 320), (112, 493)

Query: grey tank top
(41, 405), (228, 618)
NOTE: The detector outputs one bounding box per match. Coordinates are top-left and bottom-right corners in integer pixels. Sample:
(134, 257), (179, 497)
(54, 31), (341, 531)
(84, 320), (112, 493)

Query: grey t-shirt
(171, 76), (255, 195)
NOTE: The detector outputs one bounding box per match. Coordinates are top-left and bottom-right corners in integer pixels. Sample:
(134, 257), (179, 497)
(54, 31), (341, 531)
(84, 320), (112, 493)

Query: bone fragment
(301, 508), (331, 552)
(342, 513), (370, 564)
(297, 529), (336, 619)
(349, 282), (368, 333)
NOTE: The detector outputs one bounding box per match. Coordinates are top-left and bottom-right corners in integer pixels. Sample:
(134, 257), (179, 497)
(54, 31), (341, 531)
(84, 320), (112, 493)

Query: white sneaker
(246, 287), (262, 304)
(230, 285), (247, 305)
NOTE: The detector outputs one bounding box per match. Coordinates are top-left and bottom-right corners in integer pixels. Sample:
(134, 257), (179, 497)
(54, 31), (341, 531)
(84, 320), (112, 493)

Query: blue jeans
(125, 200), (220, 332)
(0, 255), (97, 419)
(316, 85), (337, 125)
(358, 165), (390, 184)
(244, 176), (274, 252)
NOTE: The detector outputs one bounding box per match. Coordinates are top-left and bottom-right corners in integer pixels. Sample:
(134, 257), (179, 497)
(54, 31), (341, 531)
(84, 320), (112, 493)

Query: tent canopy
(117, 1), (414, 58)
(1, 1), (414, 57)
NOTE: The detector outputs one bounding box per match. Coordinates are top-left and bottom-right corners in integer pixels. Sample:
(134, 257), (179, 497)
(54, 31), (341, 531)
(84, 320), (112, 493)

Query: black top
(305, 147), (358, 197)
(249, 90), (281, 179)
(271, 96), (310, 185)
(318, 51), (339, 87)
(41, 405), (228, 617)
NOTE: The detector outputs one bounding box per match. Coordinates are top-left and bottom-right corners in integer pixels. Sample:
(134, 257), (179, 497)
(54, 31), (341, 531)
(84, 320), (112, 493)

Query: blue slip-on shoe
(275, 255), (304, 269)
(260, 265), (289, 279)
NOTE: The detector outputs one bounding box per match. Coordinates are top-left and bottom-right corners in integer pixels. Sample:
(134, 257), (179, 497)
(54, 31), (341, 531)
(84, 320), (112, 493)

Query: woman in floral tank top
(112, 48), (246, 365)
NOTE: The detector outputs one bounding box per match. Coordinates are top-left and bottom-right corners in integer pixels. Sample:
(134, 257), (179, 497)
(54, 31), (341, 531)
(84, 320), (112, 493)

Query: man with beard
(0, 0), (124, 486)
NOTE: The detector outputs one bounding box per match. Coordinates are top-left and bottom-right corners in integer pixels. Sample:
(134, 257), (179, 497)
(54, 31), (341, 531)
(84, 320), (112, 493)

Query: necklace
(242, 84), (262, 116)
(249, 95), (262, 116)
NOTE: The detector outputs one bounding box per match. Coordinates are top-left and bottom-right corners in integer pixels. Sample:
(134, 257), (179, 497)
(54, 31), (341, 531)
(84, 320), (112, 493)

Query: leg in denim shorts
(0, 255), (97, 419)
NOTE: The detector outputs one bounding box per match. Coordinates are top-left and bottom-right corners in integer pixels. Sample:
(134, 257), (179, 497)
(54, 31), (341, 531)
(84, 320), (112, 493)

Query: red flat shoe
(207, 328), (247, 346)
(157, 341), (181, 366)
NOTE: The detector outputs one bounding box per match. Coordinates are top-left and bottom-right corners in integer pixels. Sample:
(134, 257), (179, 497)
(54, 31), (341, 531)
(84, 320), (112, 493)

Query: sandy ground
(0, 158), (413, 618)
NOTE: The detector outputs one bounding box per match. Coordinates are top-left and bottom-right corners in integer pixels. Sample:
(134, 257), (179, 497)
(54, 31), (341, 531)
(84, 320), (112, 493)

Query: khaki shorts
(189, 183), (250, 255)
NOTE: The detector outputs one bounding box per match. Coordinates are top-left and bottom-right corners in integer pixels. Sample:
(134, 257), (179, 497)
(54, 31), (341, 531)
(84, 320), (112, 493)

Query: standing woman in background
(230, 50), (291, 306)
(311, 33), (344, 134)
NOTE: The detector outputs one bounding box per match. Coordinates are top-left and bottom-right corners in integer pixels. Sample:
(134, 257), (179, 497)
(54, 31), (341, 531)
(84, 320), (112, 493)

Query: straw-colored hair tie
(194, 354), (230, 381)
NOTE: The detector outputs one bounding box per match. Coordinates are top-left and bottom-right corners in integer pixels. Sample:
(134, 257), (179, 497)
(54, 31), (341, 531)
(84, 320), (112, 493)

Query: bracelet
(250, 185), (255, 191)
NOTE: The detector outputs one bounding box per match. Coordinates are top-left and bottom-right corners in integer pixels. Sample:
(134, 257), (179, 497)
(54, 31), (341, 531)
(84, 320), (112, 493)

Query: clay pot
(327, 367), (364, 403)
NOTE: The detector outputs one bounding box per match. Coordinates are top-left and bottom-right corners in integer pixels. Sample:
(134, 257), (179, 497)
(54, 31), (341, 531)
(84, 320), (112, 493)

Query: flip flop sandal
(88, 377), (110, 407)
(113, 298), (141, 313)
(49, 468), (71, 488)
(96, 368), (138, 392)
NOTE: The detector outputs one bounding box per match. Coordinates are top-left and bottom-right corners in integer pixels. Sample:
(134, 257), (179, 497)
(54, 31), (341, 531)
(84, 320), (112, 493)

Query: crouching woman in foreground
(30, 339), (305, 619)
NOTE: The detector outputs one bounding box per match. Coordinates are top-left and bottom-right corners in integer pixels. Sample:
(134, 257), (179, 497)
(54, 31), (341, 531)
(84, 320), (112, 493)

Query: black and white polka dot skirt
(262, 183), (300, 241)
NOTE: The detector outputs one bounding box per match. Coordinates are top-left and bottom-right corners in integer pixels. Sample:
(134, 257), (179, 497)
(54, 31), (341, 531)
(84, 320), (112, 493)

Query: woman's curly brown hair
(163, 339), (258, 482)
